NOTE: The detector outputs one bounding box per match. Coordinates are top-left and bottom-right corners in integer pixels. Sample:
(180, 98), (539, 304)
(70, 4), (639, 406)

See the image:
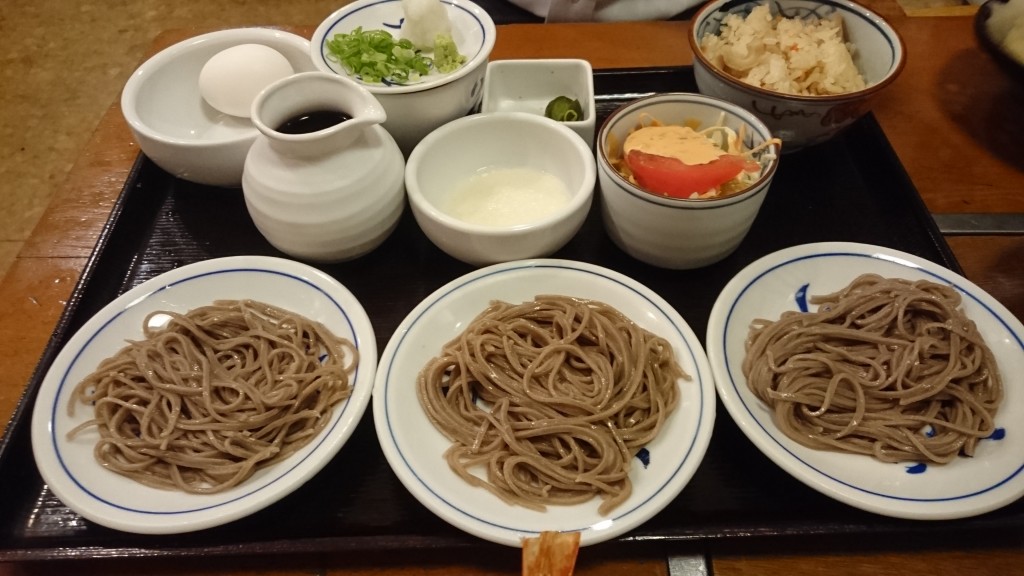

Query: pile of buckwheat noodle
(743, 274), (1002, 464)
(417, 295), (685, 515)
(67, 299), (357, 494)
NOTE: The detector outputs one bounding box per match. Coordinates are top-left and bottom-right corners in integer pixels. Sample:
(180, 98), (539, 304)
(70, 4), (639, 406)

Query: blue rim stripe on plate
(50, 266), (363, 515)
(382, 261), (709, 535)
(720, 250), (1024, 502)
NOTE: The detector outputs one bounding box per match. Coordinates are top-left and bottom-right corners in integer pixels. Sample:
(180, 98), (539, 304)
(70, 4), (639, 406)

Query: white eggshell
(198, 44), (294, 118)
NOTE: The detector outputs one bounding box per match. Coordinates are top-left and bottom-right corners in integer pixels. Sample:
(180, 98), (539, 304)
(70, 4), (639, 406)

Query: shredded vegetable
(325, 27), (433, 84)
(325, 26), (467, 85)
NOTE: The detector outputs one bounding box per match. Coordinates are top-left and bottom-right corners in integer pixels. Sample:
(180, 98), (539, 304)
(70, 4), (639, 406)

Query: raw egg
(198, 44), (294, 118)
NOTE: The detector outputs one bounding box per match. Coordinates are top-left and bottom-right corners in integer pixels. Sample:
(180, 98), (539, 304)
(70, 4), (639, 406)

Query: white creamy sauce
(445, 167), (570, 227)
(624, 125), (725, 166)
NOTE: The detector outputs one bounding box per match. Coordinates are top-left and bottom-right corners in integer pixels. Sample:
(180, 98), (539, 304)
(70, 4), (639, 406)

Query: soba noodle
(743, 274), (1002, 464)
(67, 299), (357, 493)
(417, 295), (685, 515)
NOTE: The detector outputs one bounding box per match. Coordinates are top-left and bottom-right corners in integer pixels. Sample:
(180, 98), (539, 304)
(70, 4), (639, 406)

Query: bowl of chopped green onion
(311, 0), (496, 154)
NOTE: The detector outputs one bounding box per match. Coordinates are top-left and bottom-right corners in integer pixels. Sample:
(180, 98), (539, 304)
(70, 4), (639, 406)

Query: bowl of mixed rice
(688, 0), (905, 150)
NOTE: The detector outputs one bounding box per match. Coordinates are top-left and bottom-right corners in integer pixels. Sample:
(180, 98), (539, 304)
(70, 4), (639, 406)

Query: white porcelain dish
(243, 72), (406, 263)
(30, 256), (377, 534)
(481, 59), (596, 147)
(373, 259), (716, 547)
(597, 92), (780, 270)
(310, 0), (496, 154)
(706, 242), (1024, 520)
(121, 28), (315, 187)
(406, 112), (596, 267)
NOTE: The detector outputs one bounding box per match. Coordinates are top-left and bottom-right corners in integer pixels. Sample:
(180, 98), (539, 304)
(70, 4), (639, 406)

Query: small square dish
(481, 59), (596, 146)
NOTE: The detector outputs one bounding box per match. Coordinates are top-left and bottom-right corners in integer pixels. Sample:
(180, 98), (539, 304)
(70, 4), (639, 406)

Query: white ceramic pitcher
(242, 71), (405, 263)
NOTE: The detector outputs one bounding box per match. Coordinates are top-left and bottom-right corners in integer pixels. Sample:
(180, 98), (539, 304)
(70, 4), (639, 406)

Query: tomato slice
(625, 150), (759, 198)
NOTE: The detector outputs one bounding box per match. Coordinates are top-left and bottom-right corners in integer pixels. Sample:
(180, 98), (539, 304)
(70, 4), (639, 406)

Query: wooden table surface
(1, 2), (1023, 574)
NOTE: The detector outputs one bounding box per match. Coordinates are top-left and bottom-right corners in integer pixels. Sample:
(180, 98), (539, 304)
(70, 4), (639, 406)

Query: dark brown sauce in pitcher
(275, 110), (351, 134)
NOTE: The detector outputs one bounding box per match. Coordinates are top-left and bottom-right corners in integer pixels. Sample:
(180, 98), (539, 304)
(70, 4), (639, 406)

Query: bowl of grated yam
(688, 0), (905, 151)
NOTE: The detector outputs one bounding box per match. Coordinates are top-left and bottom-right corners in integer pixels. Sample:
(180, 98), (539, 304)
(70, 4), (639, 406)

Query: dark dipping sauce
(275, 110), (351, 134)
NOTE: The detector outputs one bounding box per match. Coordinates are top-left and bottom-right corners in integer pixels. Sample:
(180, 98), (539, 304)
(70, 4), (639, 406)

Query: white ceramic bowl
(688, 0), (905, 150)
(597, 93), (780, 270)
(406, 112), (596, 266)
(311, 0), (496, 155)
(120, 28), (315, 187)
(481, 59), (596, 147)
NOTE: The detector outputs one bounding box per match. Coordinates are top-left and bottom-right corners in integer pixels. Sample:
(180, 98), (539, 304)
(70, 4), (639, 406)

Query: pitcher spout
(251, 71), (387, 157)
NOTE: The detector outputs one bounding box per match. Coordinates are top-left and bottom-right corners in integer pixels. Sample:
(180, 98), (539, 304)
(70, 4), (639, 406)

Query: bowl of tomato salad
(597, 92), (781, 270)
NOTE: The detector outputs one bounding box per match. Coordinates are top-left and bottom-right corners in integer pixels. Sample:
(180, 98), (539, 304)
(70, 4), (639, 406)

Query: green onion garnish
(325, 26), (433, 84)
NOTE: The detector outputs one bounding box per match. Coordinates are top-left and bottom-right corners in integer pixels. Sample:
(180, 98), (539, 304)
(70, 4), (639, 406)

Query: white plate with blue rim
(30, 255), (376, 534)
(706, 242), (1024, 520)
(373, 259), (716, 547)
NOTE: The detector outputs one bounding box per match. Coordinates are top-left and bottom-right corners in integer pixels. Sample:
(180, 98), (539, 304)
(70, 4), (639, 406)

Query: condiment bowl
(481, 59), (596, 147)
(120, 28), (315, 187)
(597, 93), (780, 270)
(406, 112), (596, 266)
(688, 0), (905, 150)
(311, 0), (496, 155)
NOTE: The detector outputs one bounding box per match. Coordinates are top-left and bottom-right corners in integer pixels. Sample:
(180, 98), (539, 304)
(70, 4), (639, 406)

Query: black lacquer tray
(1, 67), (1021, 562)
